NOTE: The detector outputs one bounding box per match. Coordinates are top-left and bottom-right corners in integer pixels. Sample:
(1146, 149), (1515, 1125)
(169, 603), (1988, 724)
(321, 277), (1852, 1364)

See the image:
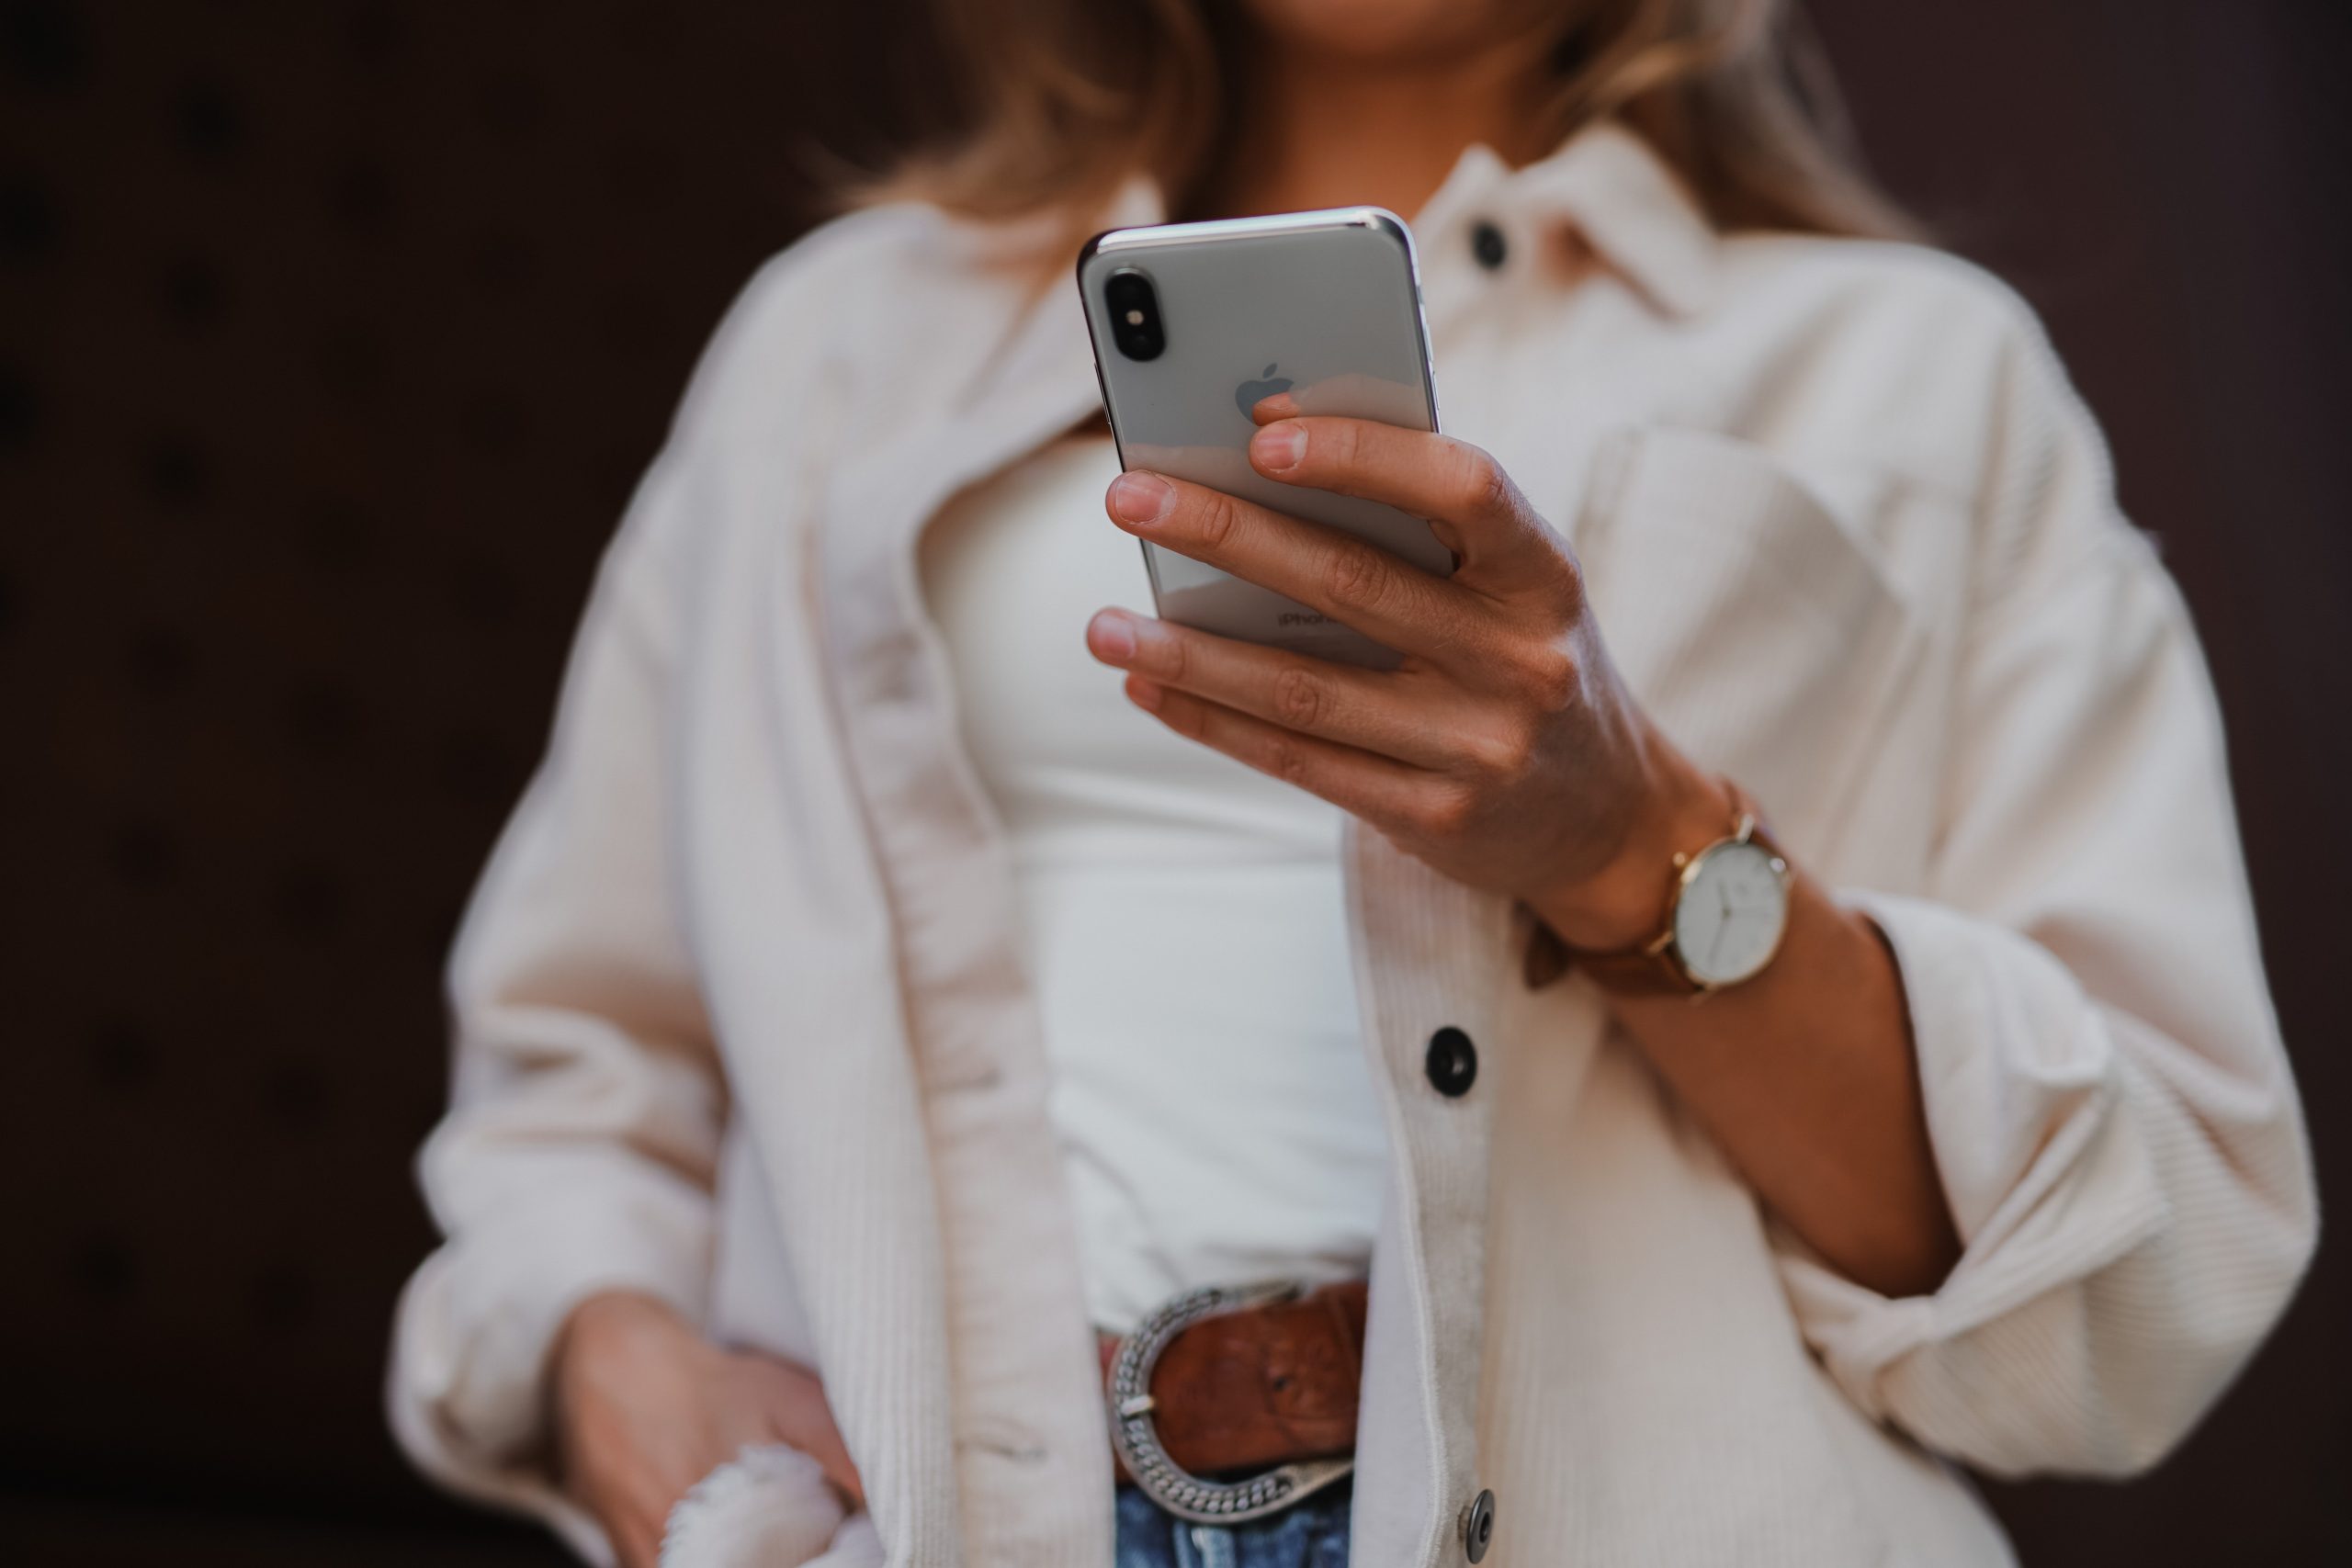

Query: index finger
(1246, 416), (1569, 584)
(1104, 468), (1491, 666)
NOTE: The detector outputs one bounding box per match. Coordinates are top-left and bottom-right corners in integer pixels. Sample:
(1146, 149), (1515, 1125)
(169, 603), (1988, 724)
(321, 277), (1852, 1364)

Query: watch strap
(1572, 928), (1704, 997)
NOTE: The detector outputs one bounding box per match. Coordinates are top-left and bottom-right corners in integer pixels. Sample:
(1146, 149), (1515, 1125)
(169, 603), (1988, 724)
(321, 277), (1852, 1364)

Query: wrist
(560, 1289), (684, 1353)
(551, 1292), (695, 1405)
(1528, 758), (1733, 952)
(548, 1291), (702, 1468)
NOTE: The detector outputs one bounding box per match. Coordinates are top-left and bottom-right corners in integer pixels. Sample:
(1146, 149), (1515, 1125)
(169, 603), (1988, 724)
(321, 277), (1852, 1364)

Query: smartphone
(1076, 208), (1446, 670)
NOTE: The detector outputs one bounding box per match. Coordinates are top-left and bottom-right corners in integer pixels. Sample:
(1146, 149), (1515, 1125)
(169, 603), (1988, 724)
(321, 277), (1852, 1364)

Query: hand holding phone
(1075, 209), (1724, 953)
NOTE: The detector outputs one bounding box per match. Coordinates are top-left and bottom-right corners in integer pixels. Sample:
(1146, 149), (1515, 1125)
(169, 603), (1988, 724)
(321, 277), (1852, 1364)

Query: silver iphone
(1076, 208), (1446, 670)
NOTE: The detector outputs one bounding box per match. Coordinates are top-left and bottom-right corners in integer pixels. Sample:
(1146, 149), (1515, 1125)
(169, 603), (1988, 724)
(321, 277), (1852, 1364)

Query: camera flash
(1125, 309), (1145, 325)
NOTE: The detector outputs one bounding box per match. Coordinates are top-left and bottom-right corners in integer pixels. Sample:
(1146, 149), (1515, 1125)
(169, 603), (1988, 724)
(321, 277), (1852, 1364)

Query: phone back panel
(1077, 209), (1443, 669)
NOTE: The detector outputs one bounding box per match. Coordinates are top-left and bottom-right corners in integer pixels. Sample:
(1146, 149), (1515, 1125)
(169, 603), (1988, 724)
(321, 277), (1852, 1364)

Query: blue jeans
(1113, 1478), (1352, 1567)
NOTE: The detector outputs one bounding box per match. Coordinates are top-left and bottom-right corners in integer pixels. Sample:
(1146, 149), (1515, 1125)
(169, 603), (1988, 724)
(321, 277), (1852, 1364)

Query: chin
(1237, 0), (1513, 62)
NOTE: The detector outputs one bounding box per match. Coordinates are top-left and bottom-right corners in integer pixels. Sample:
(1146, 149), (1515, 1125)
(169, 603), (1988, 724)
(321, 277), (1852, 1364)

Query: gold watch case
(1651, 813), (1793, 993)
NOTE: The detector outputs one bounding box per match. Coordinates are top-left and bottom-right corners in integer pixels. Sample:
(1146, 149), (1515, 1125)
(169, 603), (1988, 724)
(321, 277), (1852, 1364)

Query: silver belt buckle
(1106, 1280), (1356, 1525)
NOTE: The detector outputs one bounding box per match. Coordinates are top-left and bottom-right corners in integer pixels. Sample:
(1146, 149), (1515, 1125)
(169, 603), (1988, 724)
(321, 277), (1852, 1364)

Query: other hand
(1086, 409), (1724, 950)
(550, 1292), (864, 1568)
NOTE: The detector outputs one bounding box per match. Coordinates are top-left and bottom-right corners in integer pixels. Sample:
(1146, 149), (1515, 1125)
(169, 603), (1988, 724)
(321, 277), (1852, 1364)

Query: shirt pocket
(1572, 425), (1924, 855)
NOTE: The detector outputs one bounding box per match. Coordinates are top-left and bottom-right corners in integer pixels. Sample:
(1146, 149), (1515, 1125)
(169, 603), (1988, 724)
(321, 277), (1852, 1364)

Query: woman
(390, 2), (2316, 1565)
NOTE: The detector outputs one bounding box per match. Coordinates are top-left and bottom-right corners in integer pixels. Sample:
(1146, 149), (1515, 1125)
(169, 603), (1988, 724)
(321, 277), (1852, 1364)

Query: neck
(1191, 34), (1545, 222)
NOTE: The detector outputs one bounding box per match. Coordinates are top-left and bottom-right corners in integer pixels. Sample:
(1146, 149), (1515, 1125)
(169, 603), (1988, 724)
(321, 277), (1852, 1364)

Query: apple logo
(1234, 361), (1293, 421)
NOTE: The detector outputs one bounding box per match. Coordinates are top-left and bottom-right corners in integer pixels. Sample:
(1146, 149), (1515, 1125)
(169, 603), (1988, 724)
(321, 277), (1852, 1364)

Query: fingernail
(1087, 609), (1136, 663)
(1250, 422), (1306, 472)
(1126, 675), (1164, 712)
(1108, 470), (1174, 525)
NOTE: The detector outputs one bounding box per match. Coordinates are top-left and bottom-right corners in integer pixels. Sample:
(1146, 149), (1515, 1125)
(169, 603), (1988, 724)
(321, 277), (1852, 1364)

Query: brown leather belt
(1098, 1279), (1367, 1486)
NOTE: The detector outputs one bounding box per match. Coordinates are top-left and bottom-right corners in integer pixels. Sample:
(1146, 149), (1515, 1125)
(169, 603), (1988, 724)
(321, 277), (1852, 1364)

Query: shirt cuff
(390, 1170), (713, 1542)
(1780, 889), (2168, 1415)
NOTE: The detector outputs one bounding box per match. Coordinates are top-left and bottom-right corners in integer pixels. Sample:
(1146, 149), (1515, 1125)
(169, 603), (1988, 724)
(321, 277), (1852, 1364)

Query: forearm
(1530, 759), (1960, 1301)
(1617, 875), (1956, 1297)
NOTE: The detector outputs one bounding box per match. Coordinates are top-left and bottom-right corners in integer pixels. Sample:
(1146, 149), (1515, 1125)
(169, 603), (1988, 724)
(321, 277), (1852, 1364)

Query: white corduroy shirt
(388, 124), (2317, 1568)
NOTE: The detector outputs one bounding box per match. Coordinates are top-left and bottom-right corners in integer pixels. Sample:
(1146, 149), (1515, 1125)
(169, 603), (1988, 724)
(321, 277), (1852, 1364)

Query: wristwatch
(1566, 783), (1792, 998)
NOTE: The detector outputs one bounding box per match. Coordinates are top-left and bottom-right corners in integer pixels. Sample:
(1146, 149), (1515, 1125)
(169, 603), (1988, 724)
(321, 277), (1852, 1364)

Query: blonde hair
(856, 0), (1917, 243)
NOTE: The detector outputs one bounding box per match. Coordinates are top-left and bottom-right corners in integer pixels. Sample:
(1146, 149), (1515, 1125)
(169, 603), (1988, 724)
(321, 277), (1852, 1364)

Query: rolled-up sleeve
(1775, 309), (2318, 1477)
(387, 443), (723, 1540)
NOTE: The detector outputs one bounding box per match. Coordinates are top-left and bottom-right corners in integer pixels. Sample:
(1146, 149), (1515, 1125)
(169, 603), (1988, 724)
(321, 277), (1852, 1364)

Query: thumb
(741, 1359), (865, 1508)
(797, 1401), (865, 1511)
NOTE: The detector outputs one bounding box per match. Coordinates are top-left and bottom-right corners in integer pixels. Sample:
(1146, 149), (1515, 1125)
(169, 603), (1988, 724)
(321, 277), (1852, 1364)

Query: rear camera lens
(1105, 268), (1164, 361)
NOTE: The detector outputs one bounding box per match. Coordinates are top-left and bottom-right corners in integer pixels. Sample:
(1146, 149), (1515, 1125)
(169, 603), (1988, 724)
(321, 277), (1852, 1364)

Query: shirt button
(1461, 1487), (1497, 1562)
(1425, 1027), (1476, 1097)
(1469, 220), (1508, 271)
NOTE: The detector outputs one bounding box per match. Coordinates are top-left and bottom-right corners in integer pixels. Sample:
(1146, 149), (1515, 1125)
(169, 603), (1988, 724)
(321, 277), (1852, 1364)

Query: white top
(915, 433), (1387, 1332)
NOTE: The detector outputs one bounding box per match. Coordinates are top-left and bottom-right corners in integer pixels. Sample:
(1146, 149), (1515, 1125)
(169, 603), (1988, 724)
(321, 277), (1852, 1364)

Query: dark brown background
(2, 1), (2345, 1562)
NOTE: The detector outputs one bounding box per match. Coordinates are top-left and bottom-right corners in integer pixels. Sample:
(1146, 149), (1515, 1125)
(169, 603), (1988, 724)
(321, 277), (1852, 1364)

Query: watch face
(1672, 840), (1790, 987)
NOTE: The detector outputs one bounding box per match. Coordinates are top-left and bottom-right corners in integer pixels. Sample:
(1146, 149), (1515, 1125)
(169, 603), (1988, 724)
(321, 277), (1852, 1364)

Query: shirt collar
(1088, 119), (1719, 320)
(1414, 120), (1720, 316)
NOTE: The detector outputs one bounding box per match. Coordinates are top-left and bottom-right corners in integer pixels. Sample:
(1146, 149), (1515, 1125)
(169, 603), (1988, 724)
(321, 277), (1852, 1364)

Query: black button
(1469, 220), (1508, 271)
(1425, 1027), (1476, 1097)
(1463, 1487), (1497, 1562)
